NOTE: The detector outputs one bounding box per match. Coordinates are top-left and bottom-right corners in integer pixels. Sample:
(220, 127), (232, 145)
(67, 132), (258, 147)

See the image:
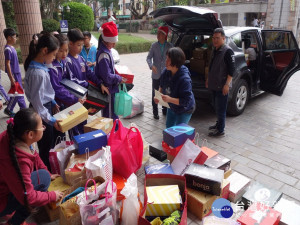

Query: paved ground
(1, 39), (300, 224)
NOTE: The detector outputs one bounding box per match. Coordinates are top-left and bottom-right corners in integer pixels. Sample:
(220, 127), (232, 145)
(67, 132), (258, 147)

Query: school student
(0, 108), (63, 225)
(3, 28), (27, 117)
(24, 33), (62, 170)
(96, 22), (124, 120)
(80, 31), (97, 71)
(0, 70), (10, 106)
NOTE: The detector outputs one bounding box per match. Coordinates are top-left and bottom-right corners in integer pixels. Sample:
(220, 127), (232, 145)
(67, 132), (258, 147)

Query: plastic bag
(80, 180), (117, 225)
(85, 146), (112, 181)
(122, 92), (144, 119)
(114, 83), (132, 117)
(120, 174), (141, 225)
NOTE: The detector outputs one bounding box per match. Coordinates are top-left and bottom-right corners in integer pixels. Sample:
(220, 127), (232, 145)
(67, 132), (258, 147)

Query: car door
(260, 30), (300, 96)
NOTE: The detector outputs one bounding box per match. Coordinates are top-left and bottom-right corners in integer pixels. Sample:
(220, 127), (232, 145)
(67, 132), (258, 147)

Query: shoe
(3, 101), (8, 106)
(208, 130), (225, 137)
(153, 114), (159, 120)
(4, 108), (15, 117)
(209, 122), (218, 130)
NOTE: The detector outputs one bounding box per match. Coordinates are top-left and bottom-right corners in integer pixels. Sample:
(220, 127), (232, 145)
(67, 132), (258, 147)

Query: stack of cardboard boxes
(189, 48), (212, 80)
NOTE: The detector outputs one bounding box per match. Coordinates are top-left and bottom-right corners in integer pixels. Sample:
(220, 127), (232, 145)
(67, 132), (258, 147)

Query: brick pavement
(0, 50), (300, 224)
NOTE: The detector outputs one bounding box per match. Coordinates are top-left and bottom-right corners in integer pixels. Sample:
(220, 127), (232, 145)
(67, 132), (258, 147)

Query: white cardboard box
(227, 172), (251, 203)
(274, 198), (300, 225)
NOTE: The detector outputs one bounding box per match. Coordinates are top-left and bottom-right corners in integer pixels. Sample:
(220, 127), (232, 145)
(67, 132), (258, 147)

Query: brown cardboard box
(224, 168), (232, 179)
(45, 204), (60, 221)
(84, 117), (113, 134)
(187, 188), (217, 220)
(193, 48), (207, 60)
(48, 177), (70, 209)
(190, 58), (206, 74)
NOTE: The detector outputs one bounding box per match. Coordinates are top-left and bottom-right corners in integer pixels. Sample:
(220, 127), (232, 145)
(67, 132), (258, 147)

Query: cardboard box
(241, 182), (282, 209)
(190, 58), (206, 74)
(48, 177), (71, 209)
(220, 179), (230, 199)
(274, 198), (300, 225)
(201, 146), (218, 159)
(237, 202), (281, 225)
(149, 140), (167, 162)
(184, 163), (224, 196)
(115, 64), (134, 84)
(44, 204), (60, 221)
(193, 48), (207, 60)
(224, 168), (232, 179)
(53, 102), (88, 133)
(163, 123), (195, 148)
(162, 140), (183, 157)
(83, 117), (113, 134)
(145, 163), (174, 175)
(227, 172), (251, 203)
(204, 154), (231, 172)
(146, 185), (182, 216)
(187, 188), (216, 220)
(73, 130), (107, 154)
(60, 79), (87, 98)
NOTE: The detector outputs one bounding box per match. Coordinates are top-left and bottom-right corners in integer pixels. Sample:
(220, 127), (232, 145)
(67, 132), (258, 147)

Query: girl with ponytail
(24, 33), (63, 170)
(0, 108), (63, 225)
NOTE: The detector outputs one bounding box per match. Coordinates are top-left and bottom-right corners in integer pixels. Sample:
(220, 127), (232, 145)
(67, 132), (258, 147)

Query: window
(263, 31), (296, 50)
(220, 13), (238, 26)
(125, 3), (130, 9)
(231, 33), (242, 48)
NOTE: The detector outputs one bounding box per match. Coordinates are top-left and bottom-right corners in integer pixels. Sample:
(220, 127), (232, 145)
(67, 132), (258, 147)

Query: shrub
(2, 1), (17, 31)
(115, 42), (152, 54)
(150, 20), (164, 34)
(16, 48), (22, 64)
(42, 19), (60, 32)
(63, 2), (94, 31)
(125, 22), (140, 33)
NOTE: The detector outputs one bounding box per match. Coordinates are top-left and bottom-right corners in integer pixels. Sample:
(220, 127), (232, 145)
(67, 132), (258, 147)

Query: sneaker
(208, 122), (218, 130)
(153, 114), (159, 120)
(208, 130), (225, 137)
(4, 108), (15, 117)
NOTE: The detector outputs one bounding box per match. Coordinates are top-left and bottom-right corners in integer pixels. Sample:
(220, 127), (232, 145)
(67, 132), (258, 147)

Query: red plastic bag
(108, 120), (143, 179)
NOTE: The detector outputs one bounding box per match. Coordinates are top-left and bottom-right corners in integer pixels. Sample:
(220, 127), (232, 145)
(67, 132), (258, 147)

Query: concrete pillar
(12, 0), (43, 64)
(0, 2), (6, 71)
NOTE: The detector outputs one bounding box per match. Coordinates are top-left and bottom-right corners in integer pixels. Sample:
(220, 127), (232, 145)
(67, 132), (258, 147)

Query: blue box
(145, 163), (174, 175)
(74, 130), (107, 154)
(163, 123), (195, 148)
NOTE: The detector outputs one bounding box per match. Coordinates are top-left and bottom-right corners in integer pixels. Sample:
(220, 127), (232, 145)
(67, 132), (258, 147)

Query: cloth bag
(85, 146), (113, 181)
(79, 180), (117, 225)
(114, 84), (132, 117)
(108, 120), (143, 179)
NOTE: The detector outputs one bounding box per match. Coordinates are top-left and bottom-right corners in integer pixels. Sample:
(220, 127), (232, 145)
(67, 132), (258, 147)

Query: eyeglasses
(35, 125), (46, 132)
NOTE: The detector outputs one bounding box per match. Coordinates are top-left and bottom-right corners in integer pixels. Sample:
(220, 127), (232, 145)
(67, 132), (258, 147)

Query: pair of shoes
(209, 122), (218, 130)
(4, 108), (15, 117)
(208, 130), (225, 137)
(153, 114), (159, 120)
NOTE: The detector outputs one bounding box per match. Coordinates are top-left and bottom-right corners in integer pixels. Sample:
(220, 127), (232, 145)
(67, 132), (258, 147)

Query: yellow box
(146, 185), (182, 217)
(54, 102), (88, 133)
(84, 117), (113, 134)
(187, 188), (217, 220)
(48, 177), (71, 209)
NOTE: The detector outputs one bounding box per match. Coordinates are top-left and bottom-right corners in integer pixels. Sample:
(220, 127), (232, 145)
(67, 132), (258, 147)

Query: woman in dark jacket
(154, 47), (195, 128)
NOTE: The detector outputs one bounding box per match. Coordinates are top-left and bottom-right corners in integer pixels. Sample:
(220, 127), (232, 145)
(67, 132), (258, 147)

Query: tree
(129, 0), (151, 19)
(2, 1), (17, 31)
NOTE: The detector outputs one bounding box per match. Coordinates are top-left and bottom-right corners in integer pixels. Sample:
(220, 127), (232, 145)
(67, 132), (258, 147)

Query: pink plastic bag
(108, 120), (143, 179)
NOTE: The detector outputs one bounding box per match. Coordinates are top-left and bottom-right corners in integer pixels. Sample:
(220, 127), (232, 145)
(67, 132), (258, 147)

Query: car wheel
(227, 79), (249, 116)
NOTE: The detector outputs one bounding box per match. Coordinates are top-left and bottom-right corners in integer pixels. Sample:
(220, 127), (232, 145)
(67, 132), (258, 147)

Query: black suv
(151, 6), (300, 115)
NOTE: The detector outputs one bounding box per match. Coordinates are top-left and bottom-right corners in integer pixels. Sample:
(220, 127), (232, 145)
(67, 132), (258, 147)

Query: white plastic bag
(123, 92), (144, 119)
(85, 146), (113, 181)
(120, 173), (140, 225)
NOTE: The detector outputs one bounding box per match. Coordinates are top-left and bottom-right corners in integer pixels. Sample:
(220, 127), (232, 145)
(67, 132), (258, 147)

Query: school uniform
(24, 61), (57, 170)
(4, 45), (26, 110)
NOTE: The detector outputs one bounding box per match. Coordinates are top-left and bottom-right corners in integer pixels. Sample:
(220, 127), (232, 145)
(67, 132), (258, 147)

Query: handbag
(108, 120), (143, 179)
(80, 180), (117, 225)
(85, 146), (113, 181)
(114, 84), (132, 117)
(84, 81), (109, 115)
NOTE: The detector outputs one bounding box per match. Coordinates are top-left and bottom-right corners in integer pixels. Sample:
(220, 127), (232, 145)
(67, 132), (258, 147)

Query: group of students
(0, 21), (123, 225)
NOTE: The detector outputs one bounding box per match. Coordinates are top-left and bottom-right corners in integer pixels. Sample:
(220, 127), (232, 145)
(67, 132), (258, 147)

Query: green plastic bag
(114, 83), (132, 117)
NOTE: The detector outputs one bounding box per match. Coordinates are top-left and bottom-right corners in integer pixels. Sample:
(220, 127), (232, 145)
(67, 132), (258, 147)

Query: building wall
(201, 2), (268, 27)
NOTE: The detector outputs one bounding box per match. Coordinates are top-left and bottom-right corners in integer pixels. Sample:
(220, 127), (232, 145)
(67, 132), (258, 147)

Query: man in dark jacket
(206, 28), (236, 137)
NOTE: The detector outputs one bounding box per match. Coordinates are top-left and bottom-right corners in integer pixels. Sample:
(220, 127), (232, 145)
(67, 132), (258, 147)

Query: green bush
(16, 48), (22, 64)
(2, 1), (17, 31)
(118, 23), (127, 29)
(63, 2), (94, 31)
(115, 42), (152, 54)
(42, 19), (60, 32)
(125, 22), (140, 33)
(150, 20), (164, 34)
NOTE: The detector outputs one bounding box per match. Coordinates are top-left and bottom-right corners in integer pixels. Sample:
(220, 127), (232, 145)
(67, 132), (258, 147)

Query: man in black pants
(206, 28), (236, 137)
